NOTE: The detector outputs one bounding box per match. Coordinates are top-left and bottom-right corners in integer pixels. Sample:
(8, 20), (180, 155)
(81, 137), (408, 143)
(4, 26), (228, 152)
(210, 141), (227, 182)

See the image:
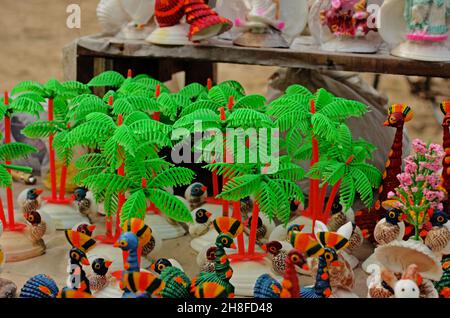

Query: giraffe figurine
(440, 101), (450, 217)
(355, 104), (414, 241)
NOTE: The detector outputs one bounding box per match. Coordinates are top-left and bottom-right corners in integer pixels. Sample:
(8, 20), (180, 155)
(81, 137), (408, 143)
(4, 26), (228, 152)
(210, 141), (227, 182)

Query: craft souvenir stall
(0, 0), (450, 299)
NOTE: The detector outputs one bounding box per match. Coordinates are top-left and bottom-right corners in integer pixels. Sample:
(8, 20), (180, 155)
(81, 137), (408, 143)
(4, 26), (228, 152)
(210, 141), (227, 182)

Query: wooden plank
(75, 35), (450, 78)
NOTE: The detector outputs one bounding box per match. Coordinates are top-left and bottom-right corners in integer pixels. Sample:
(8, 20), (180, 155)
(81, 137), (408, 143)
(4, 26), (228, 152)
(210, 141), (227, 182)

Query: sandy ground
(0, 0), (448, 298)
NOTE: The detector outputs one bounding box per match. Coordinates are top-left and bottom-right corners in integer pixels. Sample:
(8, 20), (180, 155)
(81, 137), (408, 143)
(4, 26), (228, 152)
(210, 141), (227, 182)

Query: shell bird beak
(36, 188), (44, 195)
(105, 260), (113, 268)
(261, 244), (267, 251)
(81, 257), (90, 266)
(302, 264), (310, 271)
(206, 211), (212, 218)
(150, 264), (156, 271)
(201, 186), (208, 192)
(113, 241), (120, 248)
(383, 120), (389, 126)
(88, 225), (96, 232)
(331, 261), (342, 267)
(229, 242), (237, 249)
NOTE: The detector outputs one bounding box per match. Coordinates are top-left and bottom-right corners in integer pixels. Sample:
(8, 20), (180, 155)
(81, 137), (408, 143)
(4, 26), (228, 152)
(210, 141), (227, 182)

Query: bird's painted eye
(445, 118), (450, 125)
(70, 252), (80, 261)
(290, 254), (300, 262)
(119, 240), (128, 247)
(269, 247), (276, 253)
(28, 215), (34, 222)
(197, 211), (204, 217)
(158, 264), (165, 271)
(95, 263), (100, 270)
(221, 237), (228, 245)
(80, 230), (86, 234)
(325, 252), (333, 261)
(437, 216), (445, 223)
(389, 211), (396, 218)
(389, 117), (397, 123)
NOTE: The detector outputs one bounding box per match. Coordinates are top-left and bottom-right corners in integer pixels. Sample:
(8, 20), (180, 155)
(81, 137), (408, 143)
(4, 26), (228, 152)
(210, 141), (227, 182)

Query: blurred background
(0, 0), (446, 143)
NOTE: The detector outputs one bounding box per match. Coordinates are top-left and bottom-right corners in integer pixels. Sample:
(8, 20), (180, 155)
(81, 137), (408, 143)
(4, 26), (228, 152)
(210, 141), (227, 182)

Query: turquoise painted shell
(253, 274), (281, 298)
(20, 274), (59, 298)
(159, 267), (191, 298)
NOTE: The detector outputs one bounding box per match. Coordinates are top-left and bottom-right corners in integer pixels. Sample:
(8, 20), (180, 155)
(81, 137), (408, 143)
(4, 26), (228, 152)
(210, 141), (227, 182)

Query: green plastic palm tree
(12, 79), (90, 203)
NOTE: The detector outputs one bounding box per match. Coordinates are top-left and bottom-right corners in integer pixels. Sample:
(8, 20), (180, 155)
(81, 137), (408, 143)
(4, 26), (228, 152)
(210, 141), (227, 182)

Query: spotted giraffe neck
(214, 245), (233, 282)
(280, 258), (300, 298)
(375, 124), (404, 214)
(442, 126), (450, 215)
(313, 256), (331, 298)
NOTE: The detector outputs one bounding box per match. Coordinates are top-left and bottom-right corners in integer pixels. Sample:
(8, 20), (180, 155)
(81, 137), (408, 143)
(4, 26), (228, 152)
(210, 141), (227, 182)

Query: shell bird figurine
(73, 187), (97, 224)
(244, 216), (267, 244)
(156, 263), (192, 298)
(425, 210), (450, 254)
(189, 208), (213, 237)
(74, 223), (96, 237)
(141, 226), (162, 261)
(65, 230), (97, 294)
(19, 274), (59, 298)
(19, 188), (43, 215)
(24, 211), (47, 249)
(190, 217), (244, 298)
(97, 0), (156, 39)
(366, 264), (396, 298)
(113, 271), (165, 298)
(262, 241), (289, 275)
(185, 182), (208, 210)
(88, 258), (113, 292)
(151, 258), (184, 275)
(290, 222), (352, 298)
(374, 208), (406, 245)
(254, 249), (309, 298)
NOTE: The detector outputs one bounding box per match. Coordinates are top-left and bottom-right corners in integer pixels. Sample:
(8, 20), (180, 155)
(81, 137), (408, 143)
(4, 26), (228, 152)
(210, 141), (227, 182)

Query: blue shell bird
(20, 274), (59, 298)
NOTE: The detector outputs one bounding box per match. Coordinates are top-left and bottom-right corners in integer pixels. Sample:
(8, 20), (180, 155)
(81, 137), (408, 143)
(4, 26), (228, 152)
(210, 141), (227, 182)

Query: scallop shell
(97, 0), (155, 35)
(425, 227), (450, 253)
(374, 239), (443, 281)
(20, 274), (59, 298)
(374, 219), (405, 245)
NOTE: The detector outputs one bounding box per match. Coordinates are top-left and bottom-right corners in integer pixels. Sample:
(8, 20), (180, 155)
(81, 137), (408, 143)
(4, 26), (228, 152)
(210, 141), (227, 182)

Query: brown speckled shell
(142, 236), (156, 257)
(200, 261), (215, 273)
(425, 228), (450, 253)
(29, 222), (46, 244)
(272, 250), (288, 275)
(419, 279), (439, 298)
(311, 254), (355, 290)
(374, 221), (399, 245)
(327, 212), (347, 232)
(347, 227), (363, 254)
(88, 274), (109, 292)
(369, 286), (394, 298)
(22, 200), (40, 215)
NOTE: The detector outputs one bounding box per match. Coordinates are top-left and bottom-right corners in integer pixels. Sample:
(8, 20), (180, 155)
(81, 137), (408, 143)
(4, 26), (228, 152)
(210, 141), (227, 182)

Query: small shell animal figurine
(244, 216), (267, 243)
(262, 241), (289, 275)
(88, 258), (113, 292)
(25, 211), (47, 248)
(18, 188), (43, 215)
(189, 208), (213, 237)
(185, 182), (208, 210)
(394, 264), (421, 298)
(425, 210), (450, 254)
(374, 208), (406, 245)
(199, 246), (217, 273)
(19, 274), (59, 298)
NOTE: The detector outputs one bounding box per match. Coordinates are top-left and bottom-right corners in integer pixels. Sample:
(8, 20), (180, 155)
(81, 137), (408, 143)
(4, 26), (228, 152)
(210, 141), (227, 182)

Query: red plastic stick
(222, 177), (229, 217)
(127, 69), (133, 78)
(0, 196), (6, 226)
(207, 78), (212, 91)
(58, 123), (71, 200)
(247, 202), (260, 255)
(48, 98), (57, 200)
(153, 84), (161, 121)
(228, 96), (234, 111)
(115, 114), (125, 238)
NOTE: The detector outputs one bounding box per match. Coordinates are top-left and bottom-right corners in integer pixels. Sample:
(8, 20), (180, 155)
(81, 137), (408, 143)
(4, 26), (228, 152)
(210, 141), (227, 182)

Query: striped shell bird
(425, 210), (450, 254)
(151, 258), (184, 275)
(156, 265), (192, 298)
(112, 271), (165, 298)
(191, 217), (244, 298)
(19, 274), (59, 298)
(245, 216), (267, 243)
(189, 208), (213, 237)
(374, 208), (406, 245)
(141, 228), (162, 260)
(184, 182), (208, 210)
(25, 211), (46, 248)
(263, 241), (289, 275)
(88, 258), (113, 292)
(73, 187), (97, 224)
(19, 188), (43, 215)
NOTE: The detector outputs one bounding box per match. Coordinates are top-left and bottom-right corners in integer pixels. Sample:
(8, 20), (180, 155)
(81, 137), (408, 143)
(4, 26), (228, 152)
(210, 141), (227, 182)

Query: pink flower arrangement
(388, 139), (445, 240)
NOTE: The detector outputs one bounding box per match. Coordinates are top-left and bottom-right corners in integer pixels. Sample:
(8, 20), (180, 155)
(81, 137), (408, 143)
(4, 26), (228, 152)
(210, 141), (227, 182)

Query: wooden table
(62, 34), (450, 86)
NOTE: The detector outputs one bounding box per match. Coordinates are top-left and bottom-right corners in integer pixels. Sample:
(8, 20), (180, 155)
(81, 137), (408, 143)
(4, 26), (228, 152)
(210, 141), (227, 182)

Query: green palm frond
(147, 188), (193, 222)
(66, 121), (113, 149)
(133, 76), (170, 94)
(285, 84), (313, 97)
(227, 109), (274, 129)
(340, 174), (356, 211)
(82, 173), (134, 196)
(110, 125), (139, 157)
(88, 71), (125, 88)
(314, 88), (335, 111)
(103, 190), (119, 218)
(255, 182), (279, 222)
(11, 81), (45, 96)
(73, 167), (109, 185)
(53, 131), (73, 165)
(178, 83), (207, 100)
(112, 96), (159, 115)
(208, 85), (242, 105)
(123, 111), (151, 126)
(120, 190), (147, 224)
(75, 153), (108, 170)
(129, 118), (172, 137)
(148, 167), (195, 188)
(157, 93), (178, 120)
(267, 95), (309, 118)
(179, 100), (222, 116)
(62, 81), (91, 94)
(233, 95), (266, 111)
(318, 98), (368, 121)
(335, 124), (352, 158)
(275, 111), (310, 132)
(311, 113), (338, 142)
(22, 121), (66, 138)
(174, 109), (221, 129)
(350, 167), (374, 207)
(271, 179), (304, 203)
(203, 162), (254, 179)
(68, 95), (109, 121)
(11, 97), (45, 117)
(352, 163), (382, 188)
(0, 143), (37, 161)
(0, 165), (12, 188)
(272, 162), (305, 182)
(267, 180), (292, 223)
(43, 79), (65, 97)
(218, 175), (262, 201)
(219, 80), (246, 95)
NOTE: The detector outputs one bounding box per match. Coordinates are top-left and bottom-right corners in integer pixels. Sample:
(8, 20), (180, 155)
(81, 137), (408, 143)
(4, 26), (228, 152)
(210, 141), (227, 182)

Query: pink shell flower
(412, 139), (427, 155)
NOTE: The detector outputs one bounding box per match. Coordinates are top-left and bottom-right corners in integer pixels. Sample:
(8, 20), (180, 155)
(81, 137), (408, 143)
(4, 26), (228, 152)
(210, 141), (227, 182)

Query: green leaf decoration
(233, 94), (267, 111)
(352, 163), (382, 189)
(0, 165), (12, 188)
(22, 121), (65, 138)
(133, 76), (170, 94)
(148, 167), (195, 189)
(311, 113), (338, 142)
(318, 99), (368, 121)
(227, 109), (274, 129)
(62, 81), (91, 94)
(68, 94), (109, 121)
(110, 125), (139, 157)
(88, 71), (126, 88)
(272, 162), (305, 182)
(178, 83), (207, 100)
(147, 188), (193, 222)
(43, 79), (64, 97)
(174, 109), (221, 129)
(350, 168), (374, 207)
(0, 143), (37, 161)
(53, 131), (73, 164)
(75, 153), (108, 170)
(254, 182), (279, 222)
(267, 180), (291, 223)
(129, 118), (172, 136)
(203, 162), (254, 179)
(120, 190), (147, 225)
(218, 175), (262, 201)
(157, 93), (179, 120)
(179, 100), (222, 116)
(11, 81), (45, 96)
(271, 179), (304, 203)
(208, 85), (242, 106)
(102, 190), (119, 218)
(276, 111), (310, 132)
(11, 97), (45, 117)
(335, 124), (353, 159)
(285, 84), (313, 97)
(113, 96), (159, 115)
(340, 174), (356, 211)
(85, 112), (115, 125)
(67, 121), (113, 149)
(219, 80), (246, 95)
(267, 95), (309, 118)
(82, 173), (134, 196)
(123, 111), (151, 126)
(314, 88), (335, 111)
